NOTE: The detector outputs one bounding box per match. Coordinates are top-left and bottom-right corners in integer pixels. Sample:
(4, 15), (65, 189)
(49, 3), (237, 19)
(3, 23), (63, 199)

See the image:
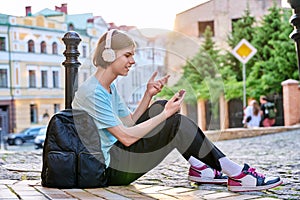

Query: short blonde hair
(93, 30), (136, 68)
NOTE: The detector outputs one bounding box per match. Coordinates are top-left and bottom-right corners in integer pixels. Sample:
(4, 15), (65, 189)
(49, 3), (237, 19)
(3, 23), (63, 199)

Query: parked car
(6, 126), (46, 146)
(34, 127), (47, 149)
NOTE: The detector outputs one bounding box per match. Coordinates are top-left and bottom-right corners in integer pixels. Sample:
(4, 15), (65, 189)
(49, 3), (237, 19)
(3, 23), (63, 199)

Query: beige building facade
(0, 5), (107, 133)
(174, 0), (281, 49)
(0, 5), (161, 134)
(0, 14), (67, 133)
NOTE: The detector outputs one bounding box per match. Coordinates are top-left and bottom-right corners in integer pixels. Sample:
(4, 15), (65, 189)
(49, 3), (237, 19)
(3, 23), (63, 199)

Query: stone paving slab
(1, 127), (298, 199)
(0, 180), (279, 200)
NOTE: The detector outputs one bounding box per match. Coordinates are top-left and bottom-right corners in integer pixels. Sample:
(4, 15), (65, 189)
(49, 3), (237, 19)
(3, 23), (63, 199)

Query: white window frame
(0, 64), (9, 88)
(27, 65), (38, 88)
(40, 66), (50, 88)
(51, 67), (61, 88)
(0, 34), (8, 51)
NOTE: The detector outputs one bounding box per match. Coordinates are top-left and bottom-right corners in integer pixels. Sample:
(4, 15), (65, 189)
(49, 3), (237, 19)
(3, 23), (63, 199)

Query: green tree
(159, 26), (222, 103)
(220, 7), (256, 100)
(247, 6), (298, 99)
(159, 26), (223, 116)
(179, 26), (222, 102)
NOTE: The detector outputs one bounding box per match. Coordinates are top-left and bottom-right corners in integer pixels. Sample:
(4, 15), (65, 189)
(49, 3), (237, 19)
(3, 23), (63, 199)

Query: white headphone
(102, 29), (117, 62)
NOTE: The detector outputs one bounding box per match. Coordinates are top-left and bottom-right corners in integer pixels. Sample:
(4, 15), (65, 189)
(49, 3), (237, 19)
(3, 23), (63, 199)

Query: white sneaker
(188, 165), (227, 184)
(227, 163), (283, 192)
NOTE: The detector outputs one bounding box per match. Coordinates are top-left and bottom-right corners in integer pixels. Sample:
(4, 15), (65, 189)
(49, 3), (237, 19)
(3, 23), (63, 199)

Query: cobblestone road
(137, 129), (300, 200)
(0, 129), (299, 199)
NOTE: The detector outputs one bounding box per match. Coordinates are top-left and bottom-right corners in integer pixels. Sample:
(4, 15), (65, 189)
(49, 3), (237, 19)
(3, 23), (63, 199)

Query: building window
(54, 104), (60, 113)
(29, 70), (36, 88)
(0, 37), (6, 51)
(68, 23), (74, 31)
(41, 70), (48, 88)
(198, 21), (214, 37)
(52, 71), (59, 88)
(30, 104), (38, 123)
(28, 40), (35, 53)
(82, 45), (87, 58)
(0, 69), (8, 88)
(41, 41), (47, 54)
(52, 42), (58, 54)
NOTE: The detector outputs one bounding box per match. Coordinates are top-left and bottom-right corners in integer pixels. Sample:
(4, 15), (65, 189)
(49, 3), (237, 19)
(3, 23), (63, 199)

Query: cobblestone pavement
(0, 129), (299, 199)
(136, 129), (300, 200)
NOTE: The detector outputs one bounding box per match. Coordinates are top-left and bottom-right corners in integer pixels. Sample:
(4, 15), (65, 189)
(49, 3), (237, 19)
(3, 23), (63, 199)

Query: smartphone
(178, 89), (185, 97)
(175, 89), (185, 101)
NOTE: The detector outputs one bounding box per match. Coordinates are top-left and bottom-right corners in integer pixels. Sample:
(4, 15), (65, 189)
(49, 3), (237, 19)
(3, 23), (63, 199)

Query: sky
(0, 0), (207, 30)
(0, 0), (290, 30)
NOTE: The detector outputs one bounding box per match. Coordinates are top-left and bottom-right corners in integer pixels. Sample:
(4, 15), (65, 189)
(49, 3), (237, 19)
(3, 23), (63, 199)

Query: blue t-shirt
(72, 75), (131, 166)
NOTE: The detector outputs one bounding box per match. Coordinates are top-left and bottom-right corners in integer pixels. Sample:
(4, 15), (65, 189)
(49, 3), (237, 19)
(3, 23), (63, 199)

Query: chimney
(55, 3), (68, 14)
(60, 3), (68, 14)
(87, 18), (94, 23)
(25, 6), (32, 16)
(87, 18), (94, 28)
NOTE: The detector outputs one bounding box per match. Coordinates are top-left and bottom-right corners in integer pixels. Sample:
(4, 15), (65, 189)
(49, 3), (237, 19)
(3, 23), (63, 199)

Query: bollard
(289, 0), (300, 79)
(62, 31), (82, 109)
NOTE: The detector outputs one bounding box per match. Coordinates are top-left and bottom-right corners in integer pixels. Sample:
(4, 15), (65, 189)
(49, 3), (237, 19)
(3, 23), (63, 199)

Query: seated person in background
(243, 100), (261, 128)
(260, 96), (276, 127)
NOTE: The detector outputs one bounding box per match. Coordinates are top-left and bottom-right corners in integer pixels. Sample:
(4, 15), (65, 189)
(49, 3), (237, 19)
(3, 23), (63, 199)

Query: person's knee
(147, 100), (168, 116)
(152, 99), (168, 107)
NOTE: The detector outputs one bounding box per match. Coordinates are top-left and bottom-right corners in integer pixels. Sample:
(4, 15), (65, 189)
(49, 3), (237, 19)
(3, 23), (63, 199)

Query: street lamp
(288, 0), (300, 79)
(62, 31), (81, 109)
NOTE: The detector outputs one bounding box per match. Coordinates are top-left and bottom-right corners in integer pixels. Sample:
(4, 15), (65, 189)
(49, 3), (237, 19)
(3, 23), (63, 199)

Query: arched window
(52, 42), (58, 54)
(28, 40), (35, 53)
(41, 41), (47, 54)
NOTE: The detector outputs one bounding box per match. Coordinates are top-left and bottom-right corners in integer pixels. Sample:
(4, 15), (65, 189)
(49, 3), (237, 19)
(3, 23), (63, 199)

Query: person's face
(111, 46), (135, 76)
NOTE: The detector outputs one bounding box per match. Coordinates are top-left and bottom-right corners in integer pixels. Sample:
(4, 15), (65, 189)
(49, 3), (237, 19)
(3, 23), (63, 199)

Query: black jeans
(106, 100), (225, 186)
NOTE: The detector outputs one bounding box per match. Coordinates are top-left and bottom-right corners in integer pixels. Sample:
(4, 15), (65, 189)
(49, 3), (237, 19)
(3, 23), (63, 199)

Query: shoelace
(214, 169), (227, 179)
(247, 167), (265, 178)
(214, 169), (221, 177)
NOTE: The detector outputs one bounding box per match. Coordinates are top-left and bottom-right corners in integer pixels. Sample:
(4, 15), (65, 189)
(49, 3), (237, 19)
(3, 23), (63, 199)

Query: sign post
(231, 39), (257, 108)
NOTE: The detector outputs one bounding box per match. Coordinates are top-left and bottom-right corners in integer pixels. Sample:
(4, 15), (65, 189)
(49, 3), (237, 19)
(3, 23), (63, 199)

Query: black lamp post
(289, 0), (300, 79)
(62, 31), (81, 109)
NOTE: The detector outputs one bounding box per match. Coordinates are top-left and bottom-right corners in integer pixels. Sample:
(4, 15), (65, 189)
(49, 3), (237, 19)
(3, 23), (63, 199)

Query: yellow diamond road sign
(232, 39), (257, 64)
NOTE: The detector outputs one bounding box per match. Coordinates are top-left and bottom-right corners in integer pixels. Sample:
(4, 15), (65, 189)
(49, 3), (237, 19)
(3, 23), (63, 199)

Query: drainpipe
(7, 23), (13, 98)
(7, 21), (15, 131)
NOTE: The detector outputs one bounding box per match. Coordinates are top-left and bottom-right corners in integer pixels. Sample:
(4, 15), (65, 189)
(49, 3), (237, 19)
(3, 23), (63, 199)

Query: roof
(176, 0), (210, 16)
(0, 14), (9, 24)
(34, 8), (64, 17)
(66, 13), (93, 30)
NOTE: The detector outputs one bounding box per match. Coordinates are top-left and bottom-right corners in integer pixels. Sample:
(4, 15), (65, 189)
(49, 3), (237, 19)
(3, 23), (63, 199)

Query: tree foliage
(160, 26), (223, 104)
(160, 4), (298, 104)
(220, 8), (256, 100)
(247, 6), (298, 99)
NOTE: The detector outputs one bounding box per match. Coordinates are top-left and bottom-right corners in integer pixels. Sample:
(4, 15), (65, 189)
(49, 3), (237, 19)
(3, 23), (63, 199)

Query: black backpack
(41, 109), (107, 188)
(264, 102), (276, 119)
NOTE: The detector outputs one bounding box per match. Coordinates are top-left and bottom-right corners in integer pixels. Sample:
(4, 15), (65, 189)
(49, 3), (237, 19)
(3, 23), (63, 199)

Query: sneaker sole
(188, 175), (227, 184)
(228, 179), (283, 192)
